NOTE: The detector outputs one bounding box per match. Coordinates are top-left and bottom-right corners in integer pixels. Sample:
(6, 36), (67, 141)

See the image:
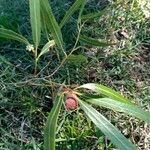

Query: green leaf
(41, 10), (49, 40)
(81, 8), (108, 21)
(77, 0), (87, 22)
(79, 100), (137, 150)
(78, 83), (133, 104)
(29, 0), (41, 50)
(40, 0), (66, 56)
(85, 97), (150, 123)
(44, 95), (63, 150)
(66, 54), (88, 67)
(37, 40), (55, 61)
(0, 28), (29, 45)
(60, 0), (86, 28)
(79, 35), (115, 47)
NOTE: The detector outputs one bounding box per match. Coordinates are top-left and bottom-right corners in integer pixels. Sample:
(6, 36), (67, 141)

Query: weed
(0, 0), (150, 150)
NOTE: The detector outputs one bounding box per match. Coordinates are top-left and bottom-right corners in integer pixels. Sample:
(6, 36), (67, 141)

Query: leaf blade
(85, 97), (150, 123)
(60, 0), (86, 28)
(81, 7), (108, 21)
(78, 83), (133, 104)
(79, 100), (137, 150)
(0, 28), (29, 45)
(44, 95), (63, 150)
(41, 0), (66, 56)
(29, 0), (41, 49)
(79, 35), (115, 47)
(37, 40), (55, 61)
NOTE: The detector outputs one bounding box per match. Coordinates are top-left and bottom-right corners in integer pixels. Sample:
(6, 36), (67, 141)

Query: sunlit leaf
(41, 0), (66, 56)
(77, 83), (133, 104)
(84, 97), (150, 123)
(79, 35), (115, 47)
(44, 95), (63, 150)
(29, 0), (41, 50)
(0, 28), (29, 45)
(37, 40), (55, 61)
(79, 100), (137, 150)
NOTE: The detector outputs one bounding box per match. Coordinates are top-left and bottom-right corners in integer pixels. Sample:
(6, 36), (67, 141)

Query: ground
(0, 0), (150, 150)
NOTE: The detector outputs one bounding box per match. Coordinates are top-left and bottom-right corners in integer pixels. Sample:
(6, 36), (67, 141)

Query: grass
(0, 0), (150, 149)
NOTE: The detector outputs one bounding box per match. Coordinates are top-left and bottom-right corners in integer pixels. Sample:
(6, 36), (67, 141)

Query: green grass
(0, 0), (150, 149)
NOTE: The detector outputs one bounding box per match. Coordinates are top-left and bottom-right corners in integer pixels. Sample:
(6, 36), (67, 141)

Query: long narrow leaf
(40, 0), (66, 56)
(77, 83), (133, 104)
(77, 0), (87, 22)
(41, 10), (49, 40)
(44, 95), (63, 150)
(60, 0), (85, 28)
(29, 0), (41, 50)
(79, 35), (115, 47)
(0, 28), (29, 45)
(81, 8), (108, 21)
(79, 100), (137, 150)
(37, 40), (55, 61)
(85, 97), (150, 123)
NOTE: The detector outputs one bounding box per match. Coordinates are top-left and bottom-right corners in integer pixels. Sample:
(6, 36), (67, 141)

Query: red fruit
(65, 92), (78, 111)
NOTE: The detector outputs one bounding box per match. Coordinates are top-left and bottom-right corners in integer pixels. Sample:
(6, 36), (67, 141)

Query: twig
(43, 22), (85, 78)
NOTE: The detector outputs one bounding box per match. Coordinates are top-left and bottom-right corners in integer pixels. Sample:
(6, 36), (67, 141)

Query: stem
(34, 59), (38, 75)
(44, 22), (85, 78)
(34, 48), (38, 75)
